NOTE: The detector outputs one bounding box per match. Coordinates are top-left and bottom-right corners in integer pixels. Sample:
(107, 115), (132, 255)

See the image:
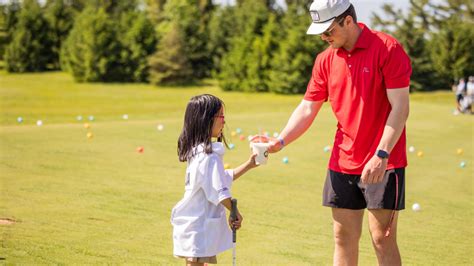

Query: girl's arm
(232, 153), (258, 181)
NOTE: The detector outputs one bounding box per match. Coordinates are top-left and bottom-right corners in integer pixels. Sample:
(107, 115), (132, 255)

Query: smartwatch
(376, 149), (390, 159)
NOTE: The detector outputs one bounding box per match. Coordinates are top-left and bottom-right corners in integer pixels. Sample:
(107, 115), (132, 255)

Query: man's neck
(342, 24), (362, 51)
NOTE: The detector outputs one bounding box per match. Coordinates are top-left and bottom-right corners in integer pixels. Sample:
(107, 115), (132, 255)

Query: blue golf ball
(460, 161), (466, 168)
(229, 143), (235, 150)
(282, 157), (289, 164)
(236, 128), (242, 134)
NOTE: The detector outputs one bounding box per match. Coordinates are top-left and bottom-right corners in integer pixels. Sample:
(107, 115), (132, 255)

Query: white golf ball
(273, 132), (279, 138)
(36, 120), (43, 126)
(408, 146), (415, 153)
(17, 117), (23, 123)
(122, 114), (129, 120)
(88, 115), (95, 121)
(157, 124), (164, 131)
(76, 115), (83, 121)
(412, 203), (421, 212)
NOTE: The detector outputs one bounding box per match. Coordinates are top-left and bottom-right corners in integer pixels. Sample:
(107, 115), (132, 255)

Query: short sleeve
(201, 155), (232, 206)
(382, 42), (412, 89)
(304, 55), (329, 101)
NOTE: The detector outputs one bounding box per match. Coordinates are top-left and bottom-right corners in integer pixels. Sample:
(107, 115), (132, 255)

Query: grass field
(1, 72), (472, 265)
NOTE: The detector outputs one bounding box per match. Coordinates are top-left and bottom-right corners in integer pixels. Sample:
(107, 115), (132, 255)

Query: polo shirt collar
(336, 22), (372, 54)
(353, 23), (371, 50)
(194, 142), (225, 156)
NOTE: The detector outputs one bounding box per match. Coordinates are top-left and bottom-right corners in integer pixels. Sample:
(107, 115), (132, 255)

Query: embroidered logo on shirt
(217, 187), (229, 194)
(363, 67), (370, 73)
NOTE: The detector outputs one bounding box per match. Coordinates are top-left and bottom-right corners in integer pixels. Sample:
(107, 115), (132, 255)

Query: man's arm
(268, 99), (324, 153)
(361, 87), (410, 184)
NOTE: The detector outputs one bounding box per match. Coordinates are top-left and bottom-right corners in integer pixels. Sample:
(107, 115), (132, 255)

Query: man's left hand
(361, 155), (387, 184)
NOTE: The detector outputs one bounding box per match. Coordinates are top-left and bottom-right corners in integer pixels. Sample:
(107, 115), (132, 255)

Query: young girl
(171, 94), (258, 265)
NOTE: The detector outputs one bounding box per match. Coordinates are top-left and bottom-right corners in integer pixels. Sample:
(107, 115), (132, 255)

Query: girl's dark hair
(177, 94), (227, 162)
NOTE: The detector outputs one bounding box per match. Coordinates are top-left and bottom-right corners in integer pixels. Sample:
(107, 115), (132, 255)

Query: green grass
(1, 72), (472, 265)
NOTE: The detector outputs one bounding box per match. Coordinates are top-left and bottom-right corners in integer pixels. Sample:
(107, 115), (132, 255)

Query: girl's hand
(229, 210), (243, 230)
(248, 153), (259, 168)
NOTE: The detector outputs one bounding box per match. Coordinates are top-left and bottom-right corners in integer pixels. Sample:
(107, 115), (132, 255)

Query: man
(263, 0), (411, 265)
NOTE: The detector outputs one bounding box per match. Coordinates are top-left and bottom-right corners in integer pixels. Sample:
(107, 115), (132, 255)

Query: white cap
(307, 0), (351, 35)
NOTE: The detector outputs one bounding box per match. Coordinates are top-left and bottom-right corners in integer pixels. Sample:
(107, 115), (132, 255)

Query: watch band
(376, 149), (390, 159)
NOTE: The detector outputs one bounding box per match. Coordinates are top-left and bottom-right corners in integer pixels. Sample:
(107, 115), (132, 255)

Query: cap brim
(306, 18), (334, 35)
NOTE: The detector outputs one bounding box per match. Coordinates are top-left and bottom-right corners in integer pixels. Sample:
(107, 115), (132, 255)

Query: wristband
(278, 137), (285, 147)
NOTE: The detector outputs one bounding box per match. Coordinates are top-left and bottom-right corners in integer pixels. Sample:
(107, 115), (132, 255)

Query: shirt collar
(336, 22), (372, 54)
(194, 142), (225, 156)
(353, 23), (371, 50)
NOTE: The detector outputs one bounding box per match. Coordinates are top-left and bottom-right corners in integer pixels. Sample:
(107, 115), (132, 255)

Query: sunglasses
(321, 17), (346, 37)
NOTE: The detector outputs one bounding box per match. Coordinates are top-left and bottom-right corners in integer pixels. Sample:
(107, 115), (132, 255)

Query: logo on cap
(310, 11), (320, 22)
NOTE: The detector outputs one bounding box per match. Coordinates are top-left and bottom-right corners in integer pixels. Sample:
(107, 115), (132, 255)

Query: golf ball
(88, 115), (94, 121)
(460, 161), (466, 168)
(456, 148), (463, 155)
(17, 117), (23, 123)
(36, 120), (43, 126)
(408, 146), (415, 153)
(282, 157), (289, 164)
(157, 124), (164, 131)
(417, 151), (424, 157)
(236, 128), (242, 134)
(273, 132), (279, 138)
(231, 131), (237, 137)
(84, 123), (90, 129)
(136, 146), (144, 153)
(239, 135), (245, 141)
(412, 203), (421, 212)
(77, 115), (83, 121)
(122, 114), (129, 120)
(324, 146), (331, 153)
(224, 163), (231, 169)
(229, 143), (235, 150)
(87, 132), (93, 139)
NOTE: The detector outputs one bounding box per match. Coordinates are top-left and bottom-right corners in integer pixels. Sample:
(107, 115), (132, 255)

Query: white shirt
(467, 81), (474, 96)
(171, 142), (234, 257)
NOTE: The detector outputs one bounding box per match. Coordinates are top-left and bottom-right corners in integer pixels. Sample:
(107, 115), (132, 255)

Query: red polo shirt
(304, 23), (412, 174)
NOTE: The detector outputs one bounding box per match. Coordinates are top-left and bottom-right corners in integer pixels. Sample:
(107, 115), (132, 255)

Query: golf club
(230, 198), (237, 266)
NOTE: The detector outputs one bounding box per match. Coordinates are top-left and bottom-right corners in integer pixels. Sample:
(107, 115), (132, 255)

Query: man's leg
(368, 210), (401, 266)
(332, 208), (364, 266)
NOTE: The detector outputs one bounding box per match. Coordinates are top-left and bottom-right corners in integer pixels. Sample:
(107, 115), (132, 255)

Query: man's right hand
(249, 135), (283, 153)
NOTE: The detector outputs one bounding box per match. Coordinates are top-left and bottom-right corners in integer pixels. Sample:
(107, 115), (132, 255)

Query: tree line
(0, 0), (472, 92)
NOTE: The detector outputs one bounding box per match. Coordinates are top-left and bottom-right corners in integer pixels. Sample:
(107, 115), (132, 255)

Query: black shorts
(323, 168), (405, 210)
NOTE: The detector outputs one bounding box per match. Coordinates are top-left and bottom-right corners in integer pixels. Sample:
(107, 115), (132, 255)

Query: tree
(44, 0), (76, 70)
(0, 0), (21, 61)
(5, 0), (53, 72)
(61, 7), (123, 82)
(149, 0), (214, 83)
(268, 1), (325, 94)
(429, 0), (474, 83)
(119, 11), (157, 82)
(148, 22), (193, 84)
(208, 5), (237, 74)
(218, 0), (274, 91)
(372, 0), (474, 90)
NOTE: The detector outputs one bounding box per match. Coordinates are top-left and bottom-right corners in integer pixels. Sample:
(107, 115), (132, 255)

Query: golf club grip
(231, 199), (237, 243)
